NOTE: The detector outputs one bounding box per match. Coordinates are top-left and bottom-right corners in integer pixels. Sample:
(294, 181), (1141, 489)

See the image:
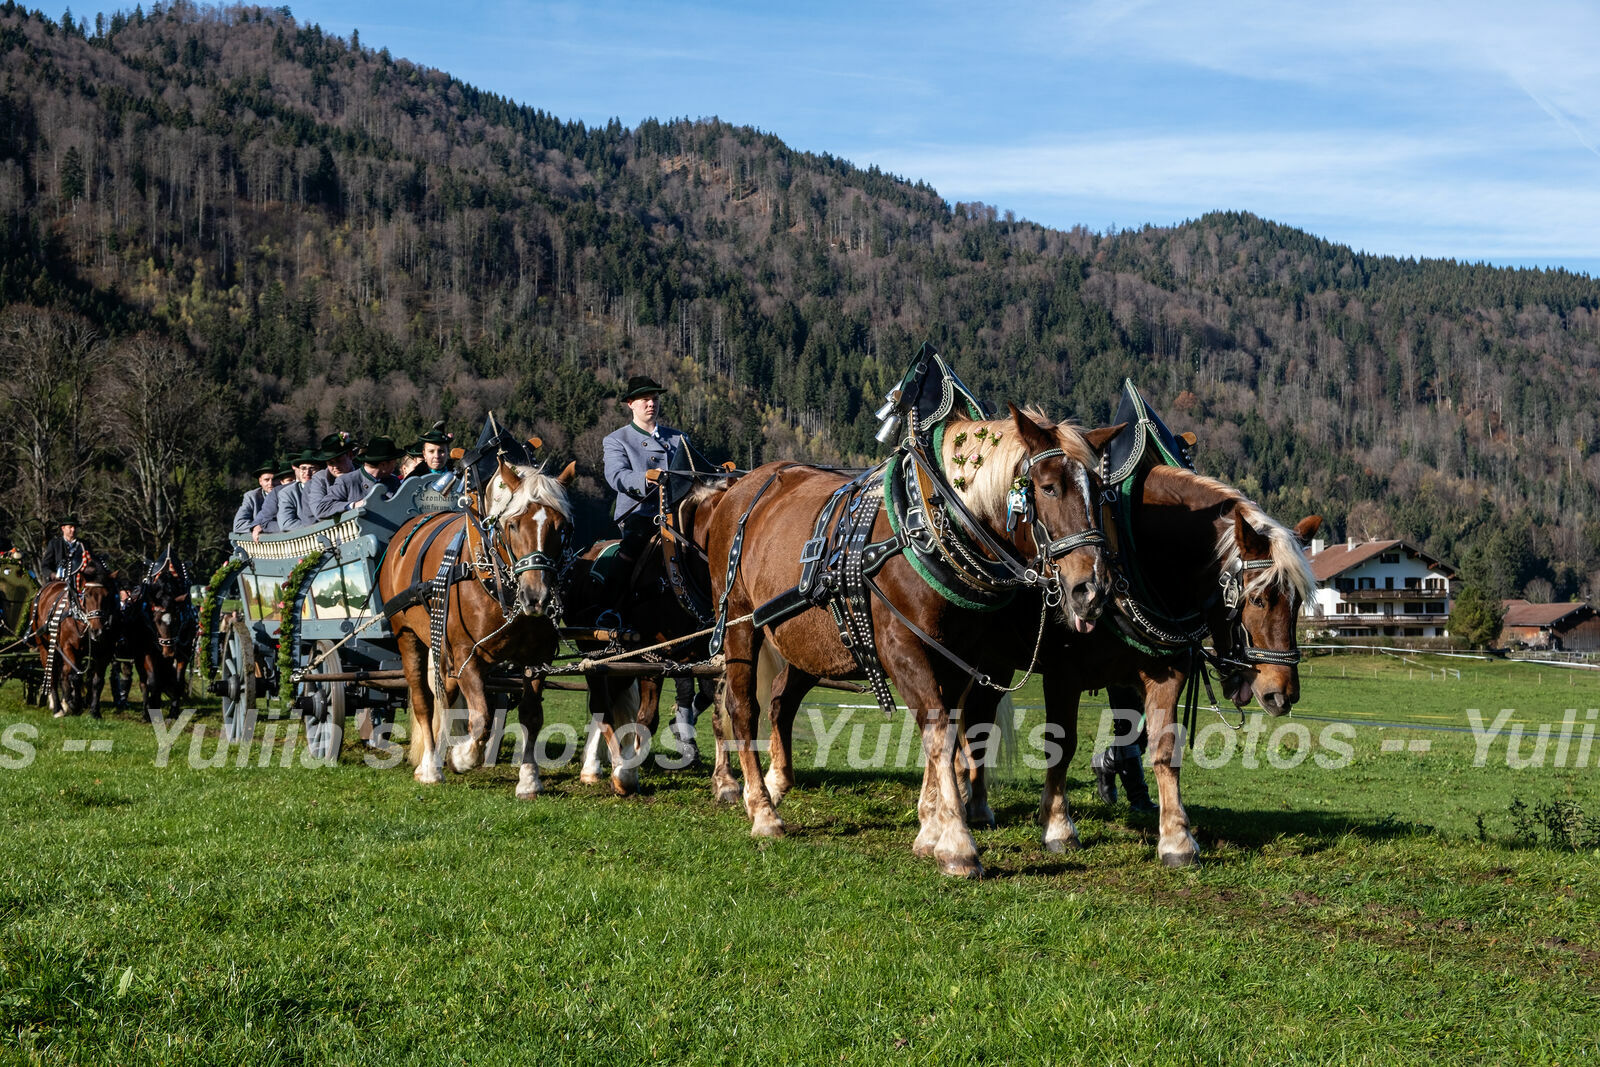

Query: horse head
(144, 572), (189, 659)
(71, 558), (114, 643)
(1001, 405), (1117, 634)
(1212, 511), (1320, 715)
(484, 457), (577, 618)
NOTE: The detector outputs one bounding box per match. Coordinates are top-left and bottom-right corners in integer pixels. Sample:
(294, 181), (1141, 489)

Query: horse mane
(488, 462), (574, 524)
(1146, 467), (1314, 602)
(940, 407), (1097, 526)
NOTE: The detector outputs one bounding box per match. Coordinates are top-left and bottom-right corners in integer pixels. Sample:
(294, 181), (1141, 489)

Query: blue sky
(271, 0), (1600, 275)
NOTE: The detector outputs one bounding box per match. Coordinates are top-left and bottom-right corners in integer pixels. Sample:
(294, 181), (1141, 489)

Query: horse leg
(580, 678), (616, 784)
(961, 685), (1004, 831)
(763, 661), (817, 808)
(515, 678), (545, 800)
(902, 664), (982, 878)
(1143, 671), (1199, 866)
(1038, 670), (1084, 853)
(398, 632), (442, 784)
(707, 678), (741, 805)
(725, 622), (783, 837)
(448, 658), (493, 774)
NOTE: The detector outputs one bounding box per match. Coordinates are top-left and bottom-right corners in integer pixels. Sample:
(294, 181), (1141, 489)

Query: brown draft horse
(564, 479), (735, 794)
(707, 406), (1117, 878)
(32, 558), (115, 718)
(377, 458), (575, 798)
(967, 465), (1318, 866)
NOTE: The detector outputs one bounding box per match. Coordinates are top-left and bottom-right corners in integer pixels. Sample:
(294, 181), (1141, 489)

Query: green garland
(197, 557), (250, 681)
(274, 548), (327, 705)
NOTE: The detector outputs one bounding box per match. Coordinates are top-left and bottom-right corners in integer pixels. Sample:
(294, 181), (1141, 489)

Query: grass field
(1, 651), (1597, 1064)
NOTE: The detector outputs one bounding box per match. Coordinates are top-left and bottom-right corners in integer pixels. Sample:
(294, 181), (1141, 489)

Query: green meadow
(1, 652), (1596, 1064)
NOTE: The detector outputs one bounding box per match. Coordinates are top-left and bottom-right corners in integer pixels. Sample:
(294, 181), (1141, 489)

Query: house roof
(1501, 600), (1595, 628)
(1309, 539), (1457, 582)
(1309, 540), (1399, 581)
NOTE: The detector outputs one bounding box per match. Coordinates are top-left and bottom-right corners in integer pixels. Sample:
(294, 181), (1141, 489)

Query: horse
(112, 555), (196, 720)
(563, 478), (735, 793)
(31, 556), (116, 718)
(376, 458), (576, 798)
(706, 405), (1118, 878)
(966, 464), (1318, 867)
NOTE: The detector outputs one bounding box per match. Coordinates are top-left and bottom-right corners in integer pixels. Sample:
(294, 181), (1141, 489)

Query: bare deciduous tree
(0, 307), (107, 560)
(101, 335), (226, 559)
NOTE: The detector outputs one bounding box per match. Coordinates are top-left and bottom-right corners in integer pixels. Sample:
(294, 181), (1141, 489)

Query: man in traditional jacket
(302, 433), (356, 522)
(601, 376), (690, 604)
(256, 448), (323, 535)
(316, 436), (404, 519)
(231, 464), (279, 536)
(39, 517), (93, 579)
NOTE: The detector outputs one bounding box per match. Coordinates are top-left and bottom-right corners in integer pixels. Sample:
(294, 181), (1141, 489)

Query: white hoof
(414, 762), (443, 785)
(516, 764), (542, 800)
(611, 765), (639, 796)
(763, 768), (789, 808)
(450, 740), (480, 774)
(751, 810), (785, 838)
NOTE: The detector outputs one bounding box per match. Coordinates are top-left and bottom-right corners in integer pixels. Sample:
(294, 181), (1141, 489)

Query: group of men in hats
(233, 424), (455, 539)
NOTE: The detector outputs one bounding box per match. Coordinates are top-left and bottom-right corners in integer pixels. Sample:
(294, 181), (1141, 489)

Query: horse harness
(41, 573), (107, 697)
(712, 437), (1107, 717)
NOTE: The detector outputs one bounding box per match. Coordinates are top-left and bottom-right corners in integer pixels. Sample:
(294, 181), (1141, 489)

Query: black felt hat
(293, 448), (323, 466)
(418, 420), (453, 447)
(319, 432), (354, 459)
(358, 435), (405, 464)
(620, 375), (666, 402)
(252, 462), (279, 478)
(60, 516), (79, 527)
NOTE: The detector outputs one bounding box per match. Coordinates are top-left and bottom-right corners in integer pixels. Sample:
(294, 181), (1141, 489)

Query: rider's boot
(1091, 748), (1117, 805)
(1115, 744), (1157, 813)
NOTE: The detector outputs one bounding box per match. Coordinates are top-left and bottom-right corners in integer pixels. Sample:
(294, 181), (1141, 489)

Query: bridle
(1210, 555), (1303, 673)
(469, 492), (572, 620)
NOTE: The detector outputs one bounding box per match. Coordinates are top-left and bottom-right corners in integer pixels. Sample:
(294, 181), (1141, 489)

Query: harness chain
(428, 531), (465, 697)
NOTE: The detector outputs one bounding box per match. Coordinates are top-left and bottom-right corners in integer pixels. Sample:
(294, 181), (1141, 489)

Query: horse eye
(1248, 593), (1266, 608)
(1040, 483), (1058, 497)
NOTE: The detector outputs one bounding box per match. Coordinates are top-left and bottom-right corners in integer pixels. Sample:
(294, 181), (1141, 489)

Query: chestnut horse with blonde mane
(965, 464), (1319, 866)
(377, 458), (576, 798)
(707, 405), (1117, 878)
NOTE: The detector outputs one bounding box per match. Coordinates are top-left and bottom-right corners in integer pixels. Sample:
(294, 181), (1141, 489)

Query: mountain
(2, 0), (1599, 600)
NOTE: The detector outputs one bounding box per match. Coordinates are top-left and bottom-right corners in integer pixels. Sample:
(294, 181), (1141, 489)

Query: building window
(1358, 577), (1375, 590)
(1426, 602), (1445, 614)
(1336, 578), (1355, 592)
(1380, 553), (1400, 564)
(1404, 602), (1424, 614)
(1405, 628), (1422, 637)
(1404, 577), (1420, 589)
(1359, 603), (1377, 614)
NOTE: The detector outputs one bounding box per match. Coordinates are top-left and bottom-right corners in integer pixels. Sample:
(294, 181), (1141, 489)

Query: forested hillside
(3, 1), (1599, 599)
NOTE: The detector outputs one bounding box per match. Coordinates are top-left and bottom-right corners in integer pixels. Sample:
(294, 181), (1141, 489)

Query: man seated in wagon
(230, 464), (280, 536)
(257, 448), (324, 535)
(302, 432), (356, 522)
(315, 436), (405, 519)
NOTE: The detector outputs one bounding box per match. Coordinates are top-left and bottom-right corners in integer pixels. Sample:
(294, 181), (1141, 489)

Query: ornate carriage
(207, 475), (460, 756)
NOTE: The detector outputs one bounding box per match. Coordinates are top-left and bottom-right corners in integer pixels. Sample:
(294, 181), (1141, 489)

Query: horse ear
(496, 458), (523, 493)
(556, 460), (577, 485)
(1235, 509), (1272, 558)
(1083, 422), (1127, 453)
(1294, 515), (1323, 547)
(1008, 403), (1055, 455)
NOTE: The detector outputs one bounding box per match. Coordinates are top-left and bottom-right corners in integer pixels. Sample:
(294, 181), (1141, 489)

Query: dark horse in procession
(110, 548), (199, 720)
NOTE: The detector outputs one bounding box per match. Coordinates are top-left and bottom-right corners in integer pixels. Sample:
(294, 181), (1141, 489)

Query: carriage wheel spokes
(303, 641), (347, 763)
(218, 616), (257, 744)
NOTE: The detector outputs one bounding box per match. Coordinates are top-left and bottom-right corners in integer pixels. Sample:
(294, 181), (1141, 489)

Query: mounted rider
(39, 516), (93, 580)
(601, 375), (691, 606)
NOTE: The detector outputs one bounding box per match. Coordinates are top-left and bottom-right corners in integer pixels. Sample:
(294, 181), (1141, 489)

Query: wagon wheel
(303, 641), (347, 762)
(218, 616), (257, 744)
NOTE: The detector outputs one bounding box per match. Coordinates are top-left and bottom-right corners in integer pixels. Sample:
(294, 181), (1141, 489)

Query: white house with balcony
(1305, 538), (1457, 639)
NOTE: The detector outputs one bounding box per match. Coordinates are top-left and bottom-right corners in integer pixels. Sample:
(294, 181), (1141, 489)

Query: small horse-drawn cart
(207, 475), (462, 756)
(0, 556), (43, 701)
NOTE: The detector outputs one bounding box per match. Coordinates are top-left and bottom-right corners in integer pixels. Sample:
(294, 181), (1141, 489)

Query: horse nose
(1260, 690), (1291, 716)
(1071, 577), (1106, 621)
